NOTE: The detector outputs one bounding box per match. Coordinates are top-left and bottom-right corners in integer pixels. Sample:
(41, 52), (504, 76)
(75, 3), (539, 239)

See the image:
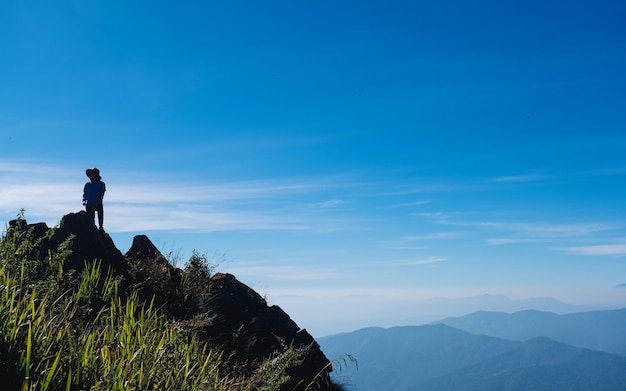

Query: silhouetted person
(83, 168), (106, 231)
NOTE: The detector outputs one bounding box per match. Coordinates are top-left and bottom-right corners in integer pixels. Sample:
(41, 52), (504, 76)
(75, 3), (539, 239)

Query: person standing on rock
(83, 168), (106, 231)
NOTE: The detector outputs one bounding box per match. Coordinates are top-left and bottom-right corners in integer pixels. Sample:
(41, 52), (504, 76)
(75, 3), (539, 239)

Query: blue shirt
(83, 180), (106, 207)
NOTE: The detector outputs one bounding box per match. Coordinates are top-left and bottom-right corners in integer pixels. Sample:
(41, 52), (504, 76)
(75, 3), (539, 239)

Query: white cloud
(224, 265), (341, 281)
(396, 232), (463, 243)
(489, 174), (550, 183)
(415, 212), (459, 224)
(563, 244), (626, 256)
(579, 167), (626, 177)
(485, 238), (537, 245)
(0, 160), (359, 233)
(308, 199), (346, 208)
(388, 245), (429, 251)
(419, 212), (618, 239)
(390, 200), (432, 208)
(105, 204), (312, 232)
(393, 256), (447, 266)
(107, 181), (326, 204)
(0, 160), (76, 177)
(386, 182), (473, 196)
(480, 221), (617, 238)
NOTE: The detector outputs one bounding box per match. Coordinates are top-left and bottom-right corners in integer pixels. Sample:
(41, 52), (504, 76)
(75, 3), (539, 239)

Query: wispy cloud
(489, 174), (550, 183)
(385, 182), (475, 196)
(108, 204), (312, 232)
(308, 199), (346, 208)
(393, 256), (447, 266)
(395, 231), (464, 243)
(562, 244), (626, 256)
(578, 167), (626, 177)
(389, 200), (432, 208)
(0, 160), (75, 177)
(224, 265), (341, 281)
(477, 221), (617, 238)
(485, 238), (537, 245)
(109, 181), (330, 204)
(385, 231), (463, 251)
(0, 160), (357, 233)
(415, 212), (462, 224)
(418, 212), (618, 239)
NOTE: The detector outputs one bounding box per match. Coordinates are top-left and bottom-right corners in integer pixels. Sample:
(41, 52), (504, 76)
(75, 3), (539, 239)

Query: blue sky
(1, 1), (625, 336)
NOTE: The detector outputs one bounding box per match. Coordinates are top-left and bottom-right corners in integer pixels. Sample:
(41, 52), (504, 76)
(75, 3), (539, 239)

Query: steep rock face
(124, 235), (332, 390)
(203, 272), (330, 389)
(124, 234), (191, 320)
(8, 213), (333, 390)
(125, 234), (172, 269)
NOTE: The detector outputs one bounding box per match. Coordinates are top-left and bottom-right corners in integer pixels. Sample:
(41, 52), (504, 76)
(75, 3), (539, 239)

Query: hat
(91, 168), (101, 180)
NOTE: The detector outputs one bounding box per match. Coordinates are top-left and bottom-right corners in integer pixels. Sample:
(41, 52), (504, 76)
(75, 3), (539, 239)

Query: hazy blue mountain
(320, 324), (518, 390)
(280, 293), (601, 338)
(437, 307), (626, 356)
(319, 324), (626, 391)
(419, 337), (626, 391)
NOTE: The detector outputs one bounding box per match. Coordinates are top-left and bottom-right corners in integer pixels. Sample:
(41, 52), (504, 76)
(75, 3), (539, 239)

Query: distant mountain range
(438, 308), (626, 356)
(318, 308), (626, 391)
(278, 292), (605, 338)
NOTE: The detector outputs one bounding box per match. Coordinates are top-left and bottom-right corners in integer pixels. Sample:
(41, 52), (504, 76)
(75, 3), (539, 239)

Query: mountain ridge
(319, 313), (626, 391)
(277, 292), (604, 338)
(418, 336), (626, 391)
(437, 307), (626, 356)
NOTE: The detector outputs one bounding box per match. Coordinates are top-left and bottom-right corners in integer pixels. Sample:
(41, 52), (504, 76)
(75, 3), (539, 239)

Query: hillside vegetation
(0, 211), (344, 391)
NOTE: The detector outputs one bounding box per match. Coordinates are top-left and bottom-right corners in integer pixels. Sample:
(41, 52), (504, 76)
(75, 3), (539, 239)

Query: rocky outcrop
(123, 234), (332, 390)
(8, 211), (127, 274)
(125, 234), (172, 269)
(8, 212), (334, 390)
(201, 272), (330, 389)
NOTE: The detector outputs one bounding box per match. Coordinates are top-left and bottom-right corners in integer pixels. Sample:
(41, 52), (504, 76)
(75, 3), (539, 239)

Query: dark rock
(124, 235), (188, 318)
(8, 212), (127, 274)
(125, 234), (171, 267)
(53, 211), (128, 273)
(125, 234), (179, 281)
(7, 219), (48, 240)
(122, 236), (333, 389)
(202, 273), (332, 390)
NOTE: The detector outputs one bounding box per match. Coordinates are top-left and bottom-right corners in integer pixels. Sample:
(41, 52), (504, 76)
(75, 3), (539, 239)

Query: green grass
(0, 258), (228, 390)
(0, 212), (339, 391)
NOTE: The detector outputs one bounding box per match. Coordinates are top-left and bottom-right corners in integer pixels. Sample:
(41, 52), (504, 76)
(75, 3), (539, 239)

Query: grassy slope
(0, 215), (336, 391)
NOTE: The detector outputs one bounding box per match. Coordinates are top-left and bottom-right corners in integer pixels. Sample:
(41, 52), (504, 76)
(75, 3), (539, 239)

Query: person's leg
(86, 205), (96, 222)
(96, 202), (104, 229)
